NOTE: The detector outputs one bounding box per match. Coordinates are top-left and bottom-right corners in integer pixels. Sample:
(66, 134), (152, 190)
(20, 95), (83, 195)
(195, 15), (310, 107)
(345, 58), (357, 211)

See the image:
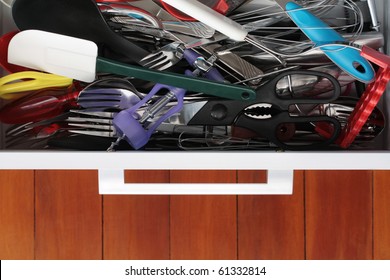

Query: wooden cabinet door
(1, 169), (389, 260)
(373, 171), (390, 259)
(170, 170), (237, 260)
(238, 171), (305, 260)
(0, 170), (34, 259)
(305, 170), (373, 259)
(103, 170), (170, 259)
(35, 170), (102, 259)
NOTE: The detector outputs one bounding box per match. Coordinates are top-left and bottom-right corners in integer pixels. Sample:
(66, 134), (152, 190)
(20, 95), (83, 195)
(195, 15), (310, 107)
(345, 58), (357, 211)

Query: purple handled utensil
(112, 84), (186, 150)
(110, 49), (225, 150)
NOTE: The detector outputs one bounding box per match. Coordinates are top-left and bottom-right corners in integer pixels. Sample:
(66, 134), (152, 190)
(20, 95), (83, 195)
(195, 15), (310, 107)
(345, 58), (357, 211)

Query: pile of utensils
(0, 0), (387, 151)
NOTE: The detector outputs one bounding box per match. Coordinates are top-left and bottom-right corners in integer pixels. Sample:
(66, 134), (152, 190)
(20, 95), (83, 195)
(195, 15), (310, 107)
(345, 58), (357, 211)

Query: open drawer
(1, 0), (390, 195)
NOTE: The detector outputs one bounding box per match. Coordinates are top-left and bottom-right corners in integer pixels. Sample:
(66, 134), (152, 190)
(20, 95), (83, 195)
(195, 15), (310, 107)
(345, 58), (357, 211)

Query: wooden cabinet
(1, 170), (389, 259)
(0, 171), (34, 259)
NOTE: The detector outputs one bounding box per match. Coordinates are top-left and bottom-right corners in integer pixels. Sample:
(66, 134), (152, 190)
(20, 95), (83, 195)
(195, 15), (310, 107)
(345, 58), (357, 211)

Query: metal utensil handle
(162, 0), (248, 41)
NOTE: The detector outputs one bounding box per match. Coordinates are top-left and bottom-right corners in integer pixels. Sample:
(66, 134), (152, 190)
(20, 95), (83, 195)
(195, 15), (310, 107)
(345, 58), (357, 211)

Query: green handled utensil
(7, 30), (255, 101)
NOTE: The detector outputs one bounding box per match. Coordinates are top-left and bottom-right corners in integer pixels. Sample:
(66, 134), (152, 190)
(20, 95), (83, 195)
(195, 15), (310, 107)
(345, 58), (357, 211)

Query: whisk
(162, 0), (373, 83)
(230, 0), (341, 24)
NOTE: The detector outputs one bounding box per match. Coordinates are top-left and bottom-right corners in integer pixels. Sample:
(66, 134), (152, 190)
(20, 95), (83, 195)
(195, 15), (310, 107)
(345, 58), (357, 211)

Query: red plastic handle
(0, 89), (79, 124)
(338, 46), (390, 148)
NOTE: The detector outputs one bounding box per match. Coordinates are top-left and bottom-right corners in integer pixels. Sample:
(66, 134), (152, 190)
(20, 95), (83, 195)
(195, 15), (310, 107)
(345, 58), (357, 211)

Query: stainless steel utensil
(110, 15), (216, 38)
(4, 112), (72, 148)
(130, 0), (265, 84)
(67, 110), (118, 138)
(78, 88), (141, 110)
(99, 2), (216, 38)
(240, 31), (385, 66)
(139, 42), (184, 70)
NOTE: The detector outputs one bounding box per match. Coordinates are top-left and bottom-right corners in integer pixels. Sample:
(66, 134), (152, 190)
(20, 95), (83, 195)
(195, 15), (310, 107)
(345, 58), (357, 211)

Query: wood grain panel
(170, 170), (237, 183)
(237, 170), (305, 260)
(237, 170), (267, 183)
(0, 170), (34, 259)
(306, 170), (373, 260)
(35, 170), (102, 259)
(373, 170), (390, 259)
(124, 170), (170, 183)
(170, 170), (237, 260)
(103, 170), (170, 259)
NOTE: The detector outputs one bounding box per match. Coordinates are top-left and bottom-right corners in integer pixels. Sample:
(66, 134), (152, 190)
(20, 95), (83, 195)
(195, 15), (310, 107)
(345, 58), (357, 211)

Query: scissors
(0, 71), (73, 99)
(186, 70), (342, 150)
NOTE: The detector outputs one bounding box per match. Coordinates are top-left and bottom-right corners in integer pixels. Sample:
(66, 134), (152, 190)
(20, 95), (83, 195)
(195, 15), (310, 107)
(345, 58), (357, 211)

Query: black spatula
(12, 0), (148, 65)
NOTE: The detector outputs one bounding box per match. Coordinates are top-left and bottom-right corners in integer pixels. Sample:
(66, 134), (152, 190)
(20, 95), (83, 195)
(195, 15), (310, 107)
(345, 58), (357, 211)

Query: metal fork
(139, 42), (184, 70)
(66, 110), (222, 150)
(67, 110), (157, 151)
(66, 109), (160, 141)
(66, 111), (118, 138)
(77, 87), (142, 110)
(135, 3), (266, 83)
(139, 38), (265, 86)
(66, 107), (203, 149)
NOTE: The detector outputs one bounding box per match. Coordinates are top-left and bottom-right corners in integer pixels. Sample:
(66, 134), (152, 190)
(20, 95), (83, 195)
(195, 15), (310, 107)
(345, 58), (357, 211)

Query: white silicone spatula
(7, 30), (255, 100)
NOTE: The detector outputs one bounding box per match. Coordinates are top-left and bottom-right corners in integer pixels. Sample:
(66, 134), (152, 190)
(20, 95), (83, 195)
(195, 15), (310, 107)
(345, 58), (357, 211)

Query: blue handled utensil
(273, 0), (375, 83)
(162, 0), (375, 83)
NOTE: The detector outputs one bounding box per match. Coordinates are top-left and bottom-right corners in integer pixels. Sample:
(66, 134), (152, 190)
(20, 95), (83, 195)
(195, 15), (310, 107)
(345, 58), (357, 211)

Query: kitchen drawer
(1, 1), (390, 195)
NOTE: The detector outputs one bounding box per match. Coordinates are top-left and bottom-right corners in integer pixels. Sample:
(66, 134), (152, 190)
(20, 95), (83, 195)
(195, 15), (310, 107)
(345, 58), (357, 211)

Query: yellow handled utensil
(0, 71), (73, 99)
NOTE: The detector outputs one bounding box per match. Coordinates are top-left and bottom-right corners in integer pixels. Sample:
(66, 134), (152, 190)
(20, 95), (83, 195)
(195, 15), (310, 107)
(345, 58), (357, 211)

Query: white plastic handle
(162, 0), (248, 41)
(98, 169), (294, 195)
(8, 30), (98, 83)
(0, 0), (12, 8)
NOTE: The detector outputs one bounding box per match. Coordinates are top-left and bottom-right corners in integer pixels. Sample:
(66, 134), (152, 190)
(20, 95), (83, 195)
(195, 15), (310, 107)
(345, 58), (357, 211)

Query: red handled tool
(158, 0), (246, 21)
(0, 87), (80, 124)
(338, 46), (390, 148)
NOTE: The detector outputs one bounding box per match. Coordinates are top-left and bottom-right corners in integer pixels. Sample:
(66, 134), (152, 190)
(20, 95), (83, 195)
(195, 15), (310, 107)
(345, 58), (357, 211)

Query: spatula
(8, 30), (255, 101)
(0, 31), (29, 73)
(11, 0), (148, 65)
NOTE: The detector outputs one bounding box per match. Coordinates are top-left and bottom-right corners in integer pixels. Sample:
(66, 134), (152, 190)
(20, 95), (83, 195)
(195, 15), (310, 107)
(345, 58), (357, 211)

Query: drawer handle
(98, 169), (294, 195)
